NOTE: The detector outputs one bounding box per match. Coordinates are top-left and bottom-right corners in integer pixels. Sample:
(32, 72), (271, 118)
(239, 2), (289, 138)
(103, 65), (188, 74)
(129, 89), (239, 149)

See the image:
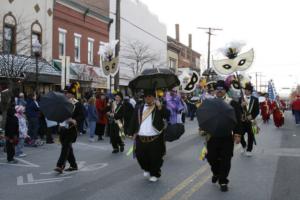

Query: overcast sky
(139, 0), (300, 96)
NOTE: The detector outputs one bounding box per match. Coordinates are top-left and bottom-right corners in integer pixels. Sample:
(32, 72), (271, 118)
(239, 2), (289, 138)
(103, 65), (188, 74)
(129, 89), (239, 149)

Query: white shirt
(138, 106), (158, 136)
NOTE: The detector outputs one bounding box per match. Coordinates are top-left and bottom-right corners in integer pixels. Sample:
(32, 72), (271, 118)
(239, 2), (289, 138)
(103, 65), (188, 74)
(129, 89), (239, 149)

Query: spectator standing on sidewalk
(17, 92), (27, 107)
(5, 102), (19, 163)
(87, 97), (98, 142)
(95, 92), (108, 141)
(25, 93), (40, 147)
(292, 95), (300, 125)
(15, 105), (29, 157)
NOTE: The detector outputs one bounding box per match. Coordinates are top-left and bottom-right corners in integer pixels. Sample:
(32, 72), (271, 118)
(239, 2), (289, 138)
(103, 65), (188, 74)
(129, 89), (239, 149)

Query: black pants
(206, 136), (234, 185)
(241, 121), (254, 152)
(6, 140), (15, 161)
(135, 134), (165, 178)
(108, 122), (124, 150)
(95, 123), (106, 137)
(56, 130), (77, 168)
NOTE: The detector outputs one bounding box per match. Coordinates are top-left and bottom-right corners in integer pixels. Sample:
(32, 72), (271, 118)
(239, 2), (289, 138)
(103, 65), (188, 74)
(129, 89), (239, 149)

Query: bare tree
(120, 40), (159, 76)
(0, 15), (44, 128)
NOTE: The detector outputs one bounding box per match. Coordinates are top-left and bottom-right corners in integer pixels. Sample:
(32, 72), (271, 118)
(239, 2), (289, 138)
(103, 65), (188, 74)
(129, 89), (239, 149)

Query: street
(0, 112), (299, 200)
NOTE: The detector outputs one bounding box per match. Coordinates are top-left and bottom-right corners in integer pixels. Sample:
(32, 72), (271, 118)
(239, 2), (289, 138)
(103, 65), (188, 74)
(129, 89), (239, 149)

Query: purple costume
(165, 92), (184, 124)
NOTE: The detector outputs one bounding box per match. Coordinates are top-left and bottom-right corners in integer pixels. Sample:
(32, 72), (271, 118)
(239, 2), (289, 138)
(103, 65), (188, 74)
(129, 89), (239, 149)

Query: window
(31, 32), (42, 55)
(58, 28), (67, 57)
(3, 13), (16, 54)
(88, 38), (94, 65)
(74, 33), (81, 62)
(31, 21), (42, 55)
(3, 25), (14, 53)
(169, 58), (177, 69)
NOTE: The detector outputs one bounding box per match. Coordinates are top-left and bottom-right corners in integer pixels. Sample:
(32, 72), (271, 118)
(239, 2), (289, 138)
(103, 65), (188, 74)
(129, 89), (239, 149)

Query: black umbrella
(39, 91), (74, 123)
(128, 68), (180, 90)
(196, 98), (237, 137)
(164, 123), (185, 142)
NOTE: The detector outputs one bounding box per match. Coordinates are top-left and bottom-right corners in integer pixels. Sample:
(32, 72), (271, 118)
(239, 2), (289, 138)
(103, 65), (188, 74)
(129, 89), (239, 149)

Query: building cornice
(56, 0), (112, 24)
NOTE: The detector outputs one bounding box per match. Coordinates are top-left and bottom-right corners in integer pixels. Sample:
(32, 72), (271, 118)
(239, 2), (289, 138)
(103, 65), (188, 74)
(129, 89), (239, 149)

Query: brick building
(167, 24), (201, 73)
(53, 0), (112, 90)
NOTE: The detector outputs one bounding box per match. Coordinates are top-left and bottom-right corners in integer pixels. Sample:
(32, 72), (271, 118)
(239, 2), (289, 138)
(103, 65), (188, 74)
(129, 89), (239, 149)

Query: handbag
(164, 123), (185, 142)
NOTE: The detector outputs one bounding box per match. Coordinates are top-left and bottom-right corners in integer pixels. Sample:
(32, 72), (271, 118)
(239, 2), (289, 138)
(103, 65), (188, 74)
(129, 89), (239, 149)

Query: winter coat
(26, 99), (40, 118)
(95, 99), (108, 125)
(5, 107), (19, 138)
(87, 104), (98, 122)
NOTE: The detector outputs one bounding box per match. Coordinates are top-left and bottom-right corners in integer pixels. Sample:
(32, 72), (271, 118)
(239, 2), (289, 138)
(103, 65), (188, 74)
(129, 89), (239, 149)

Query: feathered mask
(212, 41), (254, 75)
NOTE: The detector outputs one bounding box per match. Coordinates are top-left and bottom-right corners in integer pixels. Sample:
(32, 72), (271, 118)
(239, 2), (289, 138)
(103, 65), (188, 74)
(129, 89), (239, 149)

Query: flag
(268, 80), (277, 101)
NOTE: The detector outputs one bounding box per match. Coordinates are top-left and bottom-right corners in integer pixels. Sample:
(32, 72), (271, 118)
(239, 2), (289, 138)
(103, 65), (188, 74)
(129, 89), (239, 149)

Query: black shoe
(120, 145), (124, 152)
(54, 167), (63, 174)
(65, 166), (78, 171)
(212, 175), (218, 183)
(46, 140), (54, 144)
(220, 184), (228, 192)
(98, 136), (103, 141)
(112, 149), (119, 153)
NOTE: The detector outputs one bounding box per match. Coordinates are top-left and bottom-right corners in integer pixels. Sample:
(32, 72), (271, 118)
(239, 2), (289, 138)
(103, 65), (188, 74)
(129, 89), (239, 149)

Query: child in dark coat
(5, 104), (19, 163)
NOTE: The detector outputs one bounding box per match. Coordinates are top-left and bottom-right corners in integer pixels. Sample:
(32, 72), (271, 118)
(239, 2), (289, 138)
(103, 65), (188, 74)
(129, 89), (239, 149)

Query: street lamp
(32, 40), (41, 93)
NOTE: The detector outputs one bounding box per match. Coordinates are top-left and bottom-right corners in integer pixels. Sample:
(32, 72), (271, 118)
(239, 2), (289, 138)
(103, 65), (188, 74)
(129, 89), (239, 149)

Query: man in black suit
(129, 89), (169, 182)
(240, 83), (259, 156)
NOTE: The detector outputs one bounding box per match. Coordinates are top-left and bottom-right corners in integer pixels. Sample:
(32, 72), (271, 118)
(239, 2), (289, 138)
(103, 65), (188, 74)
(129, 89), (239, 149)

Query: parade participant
(95, 92), (108, 140)
(240, 83), (259, 156)
(123, 96), (134, 136)
(54, 82), (84, 173)
(205, 80), (242, 192)
(260, 93), (272, 123)
(107, 92), (125, 153)
(165, 88), (184, 124)
(292, 95), (300, 125)
(129, 89), (169, 182)
(271, 95), (285, 128)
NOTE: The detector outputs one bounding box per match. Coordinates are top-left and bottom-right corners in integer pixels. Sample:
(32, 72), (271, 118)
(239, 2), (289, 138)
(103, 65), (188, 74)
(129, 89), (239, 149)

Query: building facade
(53, 0), (111, 90)
(0, 0), (59, 94)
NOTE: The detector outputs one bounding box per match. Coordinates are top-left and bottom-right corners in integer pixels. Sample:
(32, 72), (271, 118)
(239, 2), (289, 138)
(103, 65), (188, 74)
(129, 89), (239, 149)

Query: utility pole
(197, 27), (222, 69)
(114, 0), (121, 90)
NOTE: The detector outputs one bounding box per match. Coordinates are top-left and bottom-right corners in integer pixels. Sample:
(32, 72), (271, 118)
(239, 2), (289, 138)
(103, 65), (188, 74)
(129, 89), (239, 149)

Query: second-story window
(88, 38), (94, 65)
(74, 33), (81, 62)
(58, 28), (67, 57)
(3, 13), (16, 54)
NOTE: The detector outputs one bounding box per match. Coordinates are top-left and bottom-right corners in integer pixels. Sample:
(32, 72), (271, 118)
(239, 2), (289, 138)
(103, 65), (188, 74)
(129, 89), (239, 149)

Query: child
(15, 105), (29, 157)
(5, 104), (19, 163)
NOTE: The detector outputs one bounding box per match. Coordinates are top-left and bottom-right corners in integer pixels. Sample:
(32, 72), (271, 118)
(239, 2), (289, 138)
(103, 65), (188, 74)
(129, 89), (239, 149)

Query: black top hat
(206, 81), (217, 91)
(143, 89), (156, 97)
(244, 82), (253, 92)
(114, 91), (123, 100)
(215, 80), (229, 92)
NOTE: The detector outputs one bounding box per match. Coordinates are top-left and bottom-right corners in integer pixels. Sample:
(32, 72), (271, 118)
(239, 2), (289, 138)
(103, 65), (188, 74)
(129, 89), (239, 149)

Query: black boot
(112, 149), (119, 153)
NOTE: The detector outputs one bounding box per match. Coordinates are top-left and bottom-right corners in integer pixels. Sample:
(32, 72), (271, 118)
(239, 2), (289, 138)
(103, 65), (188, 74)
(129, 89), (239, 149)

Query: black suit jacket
(128, 104), (170, 136)
(247, 96), (259, 119)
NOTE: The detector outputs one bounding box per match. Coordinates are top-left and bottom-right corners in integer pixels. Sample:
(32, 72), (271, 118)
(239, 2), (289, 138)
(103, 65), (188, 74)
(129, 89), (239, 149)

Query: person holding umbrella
(128, 89), (170, 182)
(197, 80), (242, 192)
(53, 82), (84, 173)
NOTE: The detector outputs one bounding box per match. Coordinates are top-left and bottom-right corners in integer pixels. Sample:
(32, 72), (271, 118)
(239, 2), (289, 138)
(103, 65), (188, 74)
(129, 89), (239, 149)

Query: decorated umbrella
(128, 68), (180, 90)
(39, 91), (74, 123)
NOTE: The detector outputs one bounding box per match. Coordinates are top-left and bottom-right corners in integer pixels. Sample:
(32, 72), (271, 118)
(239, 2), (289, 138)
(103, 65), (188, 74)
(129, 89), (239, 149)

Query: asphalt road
(0, 112), (299, 200)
